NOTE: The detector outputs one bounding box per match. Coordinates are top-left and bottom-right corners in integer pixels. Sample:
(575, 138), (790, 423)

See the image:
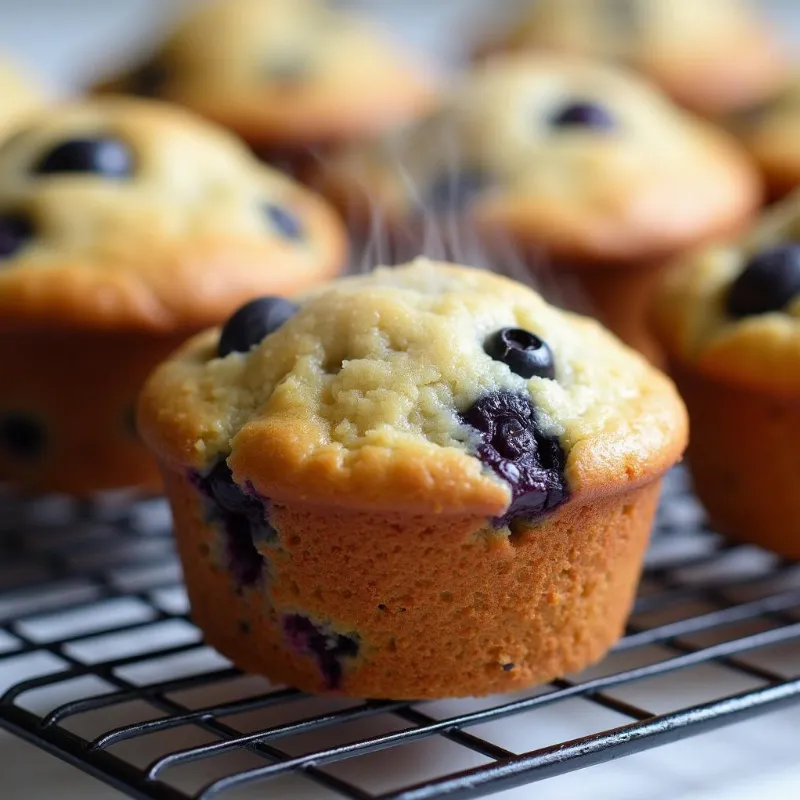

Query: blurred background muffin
(93, 0), (439, 171)
(315, 54), (762, 362)
(0, 97), (346, 496)
(653, 191), (800, 557)
(479, 0), (789, 118)
(0, 57), (47, 141)
(736, 75), (800, 200)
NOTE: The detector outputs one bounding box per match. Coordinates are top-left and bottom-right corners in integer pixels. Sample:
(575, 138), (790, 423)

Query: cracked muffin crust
(484, 0), (787, 116)
(95, 0), (437, 156)
(0, 97), (346, 495)
(315, 54), (760, 360)
(654, 193), (800, 556)
(140, 260), (687, 698)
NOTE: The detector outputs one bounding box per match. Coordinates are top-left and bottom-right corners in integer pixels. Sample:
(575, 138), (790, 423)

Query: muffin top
(489, 0), (786, 116)
(737, 76), (800, 199)
(316, 54), (760, 264)
(96, 0), (437, 148)
(654, 191), (800, 395)
(0, 97), (347, 333)
(0, 59), (45, 141)
(139, 260), (687, 521)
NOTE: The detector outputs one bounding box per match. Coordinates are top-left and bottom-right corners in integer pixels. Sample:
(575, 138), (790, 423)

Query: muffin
(0, 97), (346, 496)
(315, 54), (761, 361)
(138, 259), (687, 699)
(0, 59), (46, 140)
(481, 0), (787, 117)
(737, 76), (800, 200)
(95, 0), (437, 168)
(653, 193), (800, 557)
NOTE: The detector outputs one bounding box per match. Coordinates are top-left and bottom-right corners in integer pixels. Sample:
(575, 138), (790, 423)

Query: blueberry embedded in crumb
(263, 203), (304, 241)
(33, 137), (135, 178)
(217, 296), (299, 358)
(0, 212), (34, 260)
(484, 328), (556, 380)
(0, 413), (45, 460)
(727, 244), (800, 318)
(550, 100), (616, 131)
(196, 460), (276, 587)
(427, 169), (491, 214)
(462, 391), (568, 525)
(282, 613), (359, 689)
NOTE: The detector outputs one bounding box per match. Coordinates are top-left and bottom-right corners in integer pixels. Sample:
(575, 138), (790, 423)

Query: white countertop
(2, 2), (800, 798)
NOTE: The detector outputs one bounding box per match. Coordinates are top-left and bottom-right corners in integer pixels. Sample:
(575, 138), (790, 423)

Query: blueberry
(282, 614), (359, 689)
(462, 392), (568, 525)
(550, 101), (616, 131)
(207, 460), (253, 515)
(0, 213), (33, 260)
(0, 413), (45, 460)
(218, 296), (299, 358)
(727, 244), (800, 317)
(263, 203), (304, 241)
(197, 460), (276, 587)
(33, 138), (134, 178)
(427, 169), (490, 213)
(485, 328), (556, 380)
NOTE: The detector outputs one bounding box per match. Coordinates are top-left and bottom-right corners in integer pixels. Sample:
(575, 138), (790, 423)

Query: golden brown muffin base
(670, 362), (800, 558)
(163, 464), (662, 699)
(0, 330), (190, 496)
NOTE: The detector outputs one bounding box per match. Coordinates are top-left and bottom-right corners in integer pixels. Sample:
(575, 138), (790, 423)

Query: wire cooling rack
(1, 469), (800, 800)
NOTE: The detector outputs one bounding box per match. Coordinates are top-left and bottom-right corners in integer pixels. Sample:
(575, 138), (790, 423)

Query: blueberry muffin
(0, 98), (346, 496)
(95, 0), (437, 167)
(0, 59), (45, 140)
(653, 193), (800, 557)
(138, 260), (687, 698)
(482, 0), (787, 117)
(737, 76), (800, 200)
(315, 54), (761, 361)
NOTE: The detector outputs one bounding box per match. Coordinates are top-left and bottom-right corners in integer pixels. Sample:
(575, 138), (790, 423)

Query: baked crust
(140, 260), (688, 515)
(653, 192), (800, 396)
(314, 54), (761, 265)
(95, 0), (437, 149)
(0, 98), (347, 333)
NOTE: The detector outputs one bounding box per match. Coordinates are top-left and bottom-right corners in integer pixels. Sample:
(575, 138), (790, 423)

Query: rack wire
(0, 468), (799, 799)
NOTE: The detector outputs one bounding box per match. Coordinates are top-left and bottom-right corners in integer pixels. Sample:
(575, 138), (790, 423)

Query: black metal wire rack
(1, 468), (800, 800)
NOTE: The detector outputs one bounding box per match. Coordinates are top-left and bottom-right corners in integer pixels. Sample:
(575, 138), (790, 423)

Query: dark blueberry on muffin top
(485, 328), (556, 380)
(33, 137), (134, 178)
(263, 203), (304, 240)
(218, 296), (299, 357)
(462, 391), (568, 525)
(727, 244), (800, 317)
(0, 213), (34, 260)
(550, 100), (616, 131)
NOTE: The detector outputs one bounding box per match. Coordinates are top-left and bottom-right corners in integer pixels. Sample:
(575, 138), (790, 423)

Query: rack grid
(1, 468), (800, 799)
